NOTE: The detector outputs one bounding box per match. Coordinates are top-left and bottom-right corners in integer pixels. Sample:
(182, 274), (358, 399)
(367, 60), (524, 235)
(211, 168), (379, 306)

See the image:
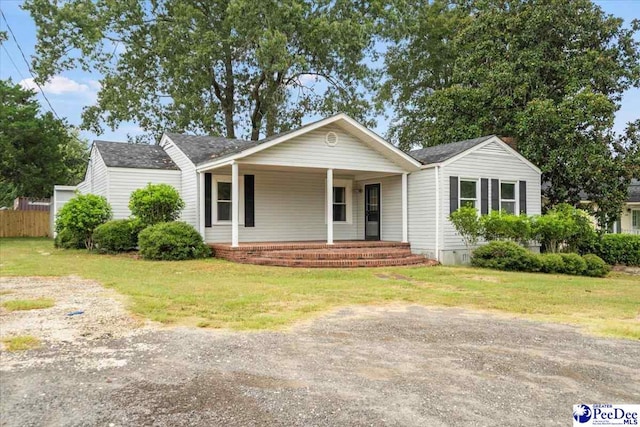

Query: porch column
(402, 172), (408, 243)
(198, 172), (205, 238)
(327, 168), (334, 244)
(231, 161), (239, 247)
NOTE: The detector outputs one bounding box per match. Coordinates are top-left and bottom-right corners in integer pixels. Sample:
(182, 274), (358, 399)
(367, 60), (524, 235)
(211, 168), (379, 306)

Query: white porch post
(198, 172), (206, 239)
(402, 172), (408, 243)
(231, 161), (239, 247)
(327, 168), (334, 245)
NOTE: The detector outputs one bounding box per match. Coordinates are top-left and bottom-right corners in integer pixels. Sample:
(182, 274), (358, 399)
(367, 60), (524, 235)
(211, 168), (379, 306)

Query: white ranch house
(53, 114), (542, 265)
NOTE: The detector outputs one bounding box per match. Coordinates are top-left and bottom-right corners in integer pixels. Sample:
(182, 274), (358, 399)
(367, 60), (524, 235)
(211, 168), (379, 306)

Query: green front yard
(1, 238), (638, 339)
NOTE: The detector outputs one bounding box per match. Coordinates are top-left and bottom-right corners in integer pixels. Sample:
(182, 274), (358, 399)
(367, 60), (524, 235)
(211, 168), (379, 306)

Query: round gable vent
(325, 131), (339, 147)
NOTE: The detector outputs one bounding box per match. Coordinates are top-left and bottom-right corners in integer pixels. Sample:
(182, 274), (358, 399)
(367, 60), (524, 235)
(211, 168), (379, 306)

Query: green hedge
(471, 241), (541, 272)
(54, 228), (85, 249)
(582, 254), (611, 277)
(138, 221), (210, 260)
(586, 234), (640, 266)
(472, 242), (609, 277)
(93, 219), (142, 253)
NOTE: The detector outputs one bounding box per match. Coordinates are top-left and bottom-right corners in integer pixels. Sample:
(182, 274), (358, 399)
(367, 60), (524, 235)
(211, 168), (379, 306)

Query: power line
(1, 8), (90, 147)
(1, 8), (62, 121)
(1, 43), (28, 81)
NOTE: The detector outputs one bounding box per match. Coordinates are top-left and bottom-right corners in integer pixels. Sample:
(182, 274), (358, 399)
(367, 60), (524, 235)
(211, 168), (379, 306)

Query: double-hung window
(500, 182), (516, 214)
(633, 210), (640, 230)
(333, 187), (347, 222)
(459, 179), (477, 209)
(326, 179), (352, 223)
(217, 181), (232, 221)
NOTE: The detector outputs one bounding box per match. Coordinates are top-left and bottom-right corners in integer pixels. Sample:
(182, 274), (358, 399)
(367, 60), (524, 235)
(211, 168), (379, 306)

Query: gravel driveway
(1, 277), (639, 426)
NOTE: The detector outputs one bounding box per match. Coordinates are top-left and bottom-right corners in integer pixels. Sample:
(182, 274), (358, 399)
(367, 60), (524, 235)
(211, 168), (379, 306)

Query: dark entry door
(364, 184), (381, 241)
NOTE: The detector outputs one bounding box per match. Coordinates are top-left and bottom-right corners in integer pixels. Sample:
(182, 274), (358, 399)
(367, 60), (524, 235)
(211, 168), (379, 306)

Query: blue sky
(1, 0), (639, 144)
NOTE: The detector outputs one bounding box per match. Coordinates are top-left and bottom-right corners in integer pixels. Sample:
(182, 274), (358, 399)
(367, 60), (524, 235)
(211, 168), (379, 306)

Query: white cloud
(19, 76), (90, 95)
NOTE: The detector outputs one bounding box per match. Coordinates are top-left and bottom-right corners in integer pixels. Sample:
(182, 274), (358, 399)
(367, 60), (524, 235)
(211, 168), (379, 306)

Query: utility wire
(1, 43), (28, 81)
(1, 8), (91, 147)
(1, 8), (62, 121)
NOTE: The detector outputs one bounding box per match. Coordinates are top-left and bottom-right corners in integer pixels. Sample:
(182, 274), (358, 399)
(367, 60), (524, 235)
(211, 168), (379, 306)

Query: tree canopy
(25, 0), (385, 141)
(382, 0), (640, 226)
(0, 79), (89, 206)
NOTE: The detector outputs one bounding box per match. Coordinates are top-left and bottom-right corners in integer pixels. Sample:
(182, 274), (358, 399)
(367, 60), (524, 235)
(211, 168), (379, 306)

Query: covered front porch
(195, 163), (409, 247)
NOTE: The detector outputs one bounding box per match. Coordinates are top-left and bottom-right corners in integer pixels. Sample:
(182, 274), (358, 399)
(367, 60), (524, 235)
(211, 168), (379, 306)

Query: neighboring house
(615, 179), (640, 235)
(53, 114), (542, 264)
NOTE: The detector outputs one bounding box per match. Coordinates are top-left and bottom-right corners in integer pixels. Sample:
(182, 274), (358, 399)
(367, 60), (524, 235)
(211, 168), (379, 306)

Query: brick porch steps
(249, 255), (430, 268)
(267, 247), (413, 260)
(210, 241), (437, 268)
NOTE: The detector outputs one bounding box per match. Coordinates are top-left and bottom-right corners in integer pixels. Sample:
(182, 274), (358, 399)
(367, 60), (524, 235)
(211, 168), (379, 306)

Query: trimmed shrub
(93, 219), (142, 253)
(55, 193), (112, 250)
(471, 241), (541, 272)
(531, 204), (596, 253)
(592, 234), (640, 266)
(582, 254), (611, 278)
(138, 222), (210, 261)
(129, 184), (185, 227)
(539, 253), (565, 274)
(480, 211), (532, 243)
(559, 253), (587, 275)
(449, 206), (482, 252)
(53, 228), (84, 249)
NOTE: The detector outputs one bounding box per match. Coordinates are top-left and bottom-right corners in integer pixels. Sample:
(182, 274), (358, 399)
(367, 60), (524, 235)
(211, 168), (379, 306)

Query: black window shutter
(204, 173), (212, 227)
(480, 178), (489, 215)
(491, 179), (500, 212)
(244, 175), (255, 227)
(449, 176), (459, 214)
(519, 181), (527, 214)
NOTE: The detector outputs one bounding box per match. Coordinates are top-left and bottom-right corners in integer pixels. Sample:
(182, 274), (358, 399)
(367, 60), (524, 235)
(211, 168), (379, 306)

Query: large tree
(0, 79), (89, 206)
(25, 0), (385, 141)
(383, 0), (640, 227)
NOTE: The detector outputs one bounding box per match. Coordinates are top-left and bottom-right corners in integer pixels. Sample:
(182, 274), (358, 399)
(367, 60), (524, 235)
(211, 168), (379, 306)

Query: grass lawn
(1, 238), (638, 339)
(2, 298), (55, 311)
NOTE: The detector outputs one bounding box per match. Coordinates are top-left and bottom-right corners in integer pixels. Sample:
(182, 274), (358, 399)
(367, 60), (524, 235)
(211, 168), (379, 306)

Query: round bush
(93, 219), (142, 253)
(582, 254), (611, 278)
(138, 221), (210, 260)
(471, 241), (541, 272)
(559, 253), (587, 275)
(54, 228), (84, 249)
(540, 253), (565, 274)
(129, 184), (185, 226)
(55, 193), (112, 249)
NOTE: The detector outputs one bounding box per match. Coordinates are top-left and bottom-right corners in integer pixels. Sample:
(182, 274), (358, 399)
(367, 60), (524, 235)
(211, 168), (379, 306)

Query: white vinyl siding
(107, 168), (181, 219)
(76, 146), (108, 197)
(242, 126), (407, 173)
(162, 139), (198, 227)
(407, 168), (437, 257)
(440, 140), (541, 251)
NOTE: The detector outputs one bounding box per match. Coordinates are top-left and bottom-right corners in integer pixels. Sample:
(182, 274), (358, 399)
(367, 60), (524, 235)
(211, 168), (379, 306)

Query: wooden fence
(0, 210), (51, 237)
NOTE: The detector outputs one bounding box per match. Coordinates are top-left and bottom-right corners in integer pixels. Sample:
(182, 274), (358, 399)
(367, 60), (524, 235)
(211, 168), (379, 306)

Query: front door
(364, 184), (381, 241)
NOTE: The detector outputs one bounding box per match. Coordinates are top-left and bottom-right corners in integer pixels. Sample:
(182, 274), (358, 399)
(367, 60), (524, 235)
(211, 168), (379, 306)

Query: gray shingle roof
(94, 141), (178, 170)
(629, 179), (640, 203)
(165, 133), (259, 165)
(409, 135), (495, 164)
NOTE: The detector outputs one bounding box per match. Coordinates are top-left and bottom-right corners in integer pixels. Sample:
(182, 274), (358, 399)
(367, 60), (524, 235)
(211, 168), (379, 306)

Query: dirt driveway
(1, 277), (639, 426)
